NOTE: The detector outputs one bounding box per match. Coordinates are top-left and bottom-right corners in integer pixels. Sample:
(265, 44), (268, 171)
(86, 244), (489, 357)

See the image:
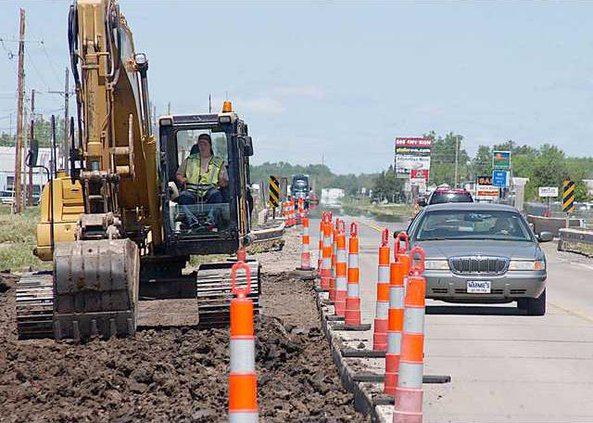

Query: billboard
(475, 185), (500, 201)
(395, 137), (432, 179)
(476, 175), (492, 185)
(492, 150), (511, 170)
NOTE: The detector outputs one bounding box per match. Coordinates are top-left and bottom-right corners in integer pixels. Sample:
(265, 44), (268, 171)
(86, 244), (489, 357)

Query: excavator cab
(158, 108), (254, 257)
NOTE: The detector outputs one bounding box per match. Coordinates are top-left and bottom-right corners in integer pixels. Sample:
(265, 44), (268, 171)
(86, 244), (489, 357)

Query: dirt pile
(0, 272), (367, 422)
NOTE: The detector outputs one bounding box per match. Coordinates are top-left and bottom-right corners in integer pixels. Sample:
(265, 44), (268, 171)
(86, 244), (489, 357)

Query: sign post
(562, 180), (575, 228)
(538, 187), (558, 217)
(395, 137), (432, 180)
(492, 151), (511, 201)
(269, 175), (280, 219)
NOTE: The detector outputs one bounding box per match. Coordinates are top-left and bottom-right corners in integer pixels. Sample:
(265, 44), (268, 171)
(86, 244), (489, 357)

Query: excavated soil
(0, 266), (368, 422)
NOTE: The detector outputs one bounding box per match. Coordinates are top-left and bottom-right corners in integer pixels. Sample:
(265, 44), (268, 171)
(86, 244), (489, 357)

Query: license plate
(467, 280), (491, 293)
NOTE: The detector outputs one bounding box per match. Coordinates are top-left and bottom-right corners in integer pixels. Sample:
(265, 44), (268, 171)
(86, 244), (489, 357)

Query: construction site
(3, 1), (593, 422)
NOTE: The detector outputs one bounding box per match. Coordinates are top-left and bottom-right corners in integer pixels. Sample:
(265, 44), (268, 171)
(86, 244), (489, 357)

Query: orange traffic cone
(320, 213), (332, 291)
(329, 219), (339, 303)
(393, 247), (426, 423)
(298, 216), (313, 270)
(344, 223), (362, 327)
(373, 228), (390, 352)
(384, 234), (408, 396)
(229, 261), (258, 422)
(334, 222), (348, 317)
(317, 213), (325, 271)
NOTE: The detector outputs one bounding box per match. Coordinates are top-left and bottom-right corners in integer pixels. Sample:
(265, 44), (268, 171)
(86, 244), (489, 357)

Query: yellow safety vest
(185, 155), (224, 196)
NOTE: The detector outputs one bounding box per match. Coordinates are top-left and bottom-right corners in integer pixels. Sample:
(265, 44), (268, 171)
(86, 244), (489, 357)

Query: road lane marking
(358, 219), (384, 233)
(548, 302), (593, 324)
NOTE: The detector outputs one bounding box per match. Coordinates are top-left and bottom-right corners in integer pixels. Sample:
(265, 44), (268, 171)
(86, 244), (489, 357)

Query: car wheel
(526, 289), (546, 316)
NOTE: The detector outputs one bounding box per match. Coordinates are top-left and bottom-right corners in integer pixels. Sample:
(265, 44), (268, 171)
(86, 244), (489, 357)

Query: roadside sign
(395, 137), (432, 179)
(492, 170), (509, 187)
(476, 175), (492, 185)
(268, 175), (280, 207)
(562, 180), (575, 213)
(410, 168), (429, 182)
(538, 187), (558, 198)
(475, 185), (499, 201)
(492, 150), (511, 170)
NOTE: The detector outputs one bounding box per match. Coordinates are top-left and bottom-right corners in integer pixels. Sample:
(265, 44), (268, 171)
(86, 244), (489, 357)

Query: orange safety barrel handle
(395, 232), (410, 255)
(231, 261), (252, 297)
(381, 228), (389, 246)
(409, 246), (426, 275)
(350, 222), (358, 237)
(338, 219), (346, 234)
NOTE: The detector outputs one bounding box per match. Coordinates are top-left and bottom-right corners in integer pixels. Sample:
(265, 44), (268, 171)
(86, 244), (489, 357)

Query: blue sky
(1, 1), (593, 174)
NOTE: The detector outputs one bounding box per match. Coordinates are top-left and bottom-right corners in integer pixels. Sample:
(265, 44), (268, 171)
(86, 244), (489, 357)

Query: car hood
(413, 240), (542, 260)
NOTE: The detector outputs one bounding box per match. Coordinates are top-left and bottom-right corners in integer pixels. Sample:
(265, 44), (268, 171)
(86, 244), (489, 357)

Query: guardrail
(558, 228), (593, 257)
(527, 215), (582, 237)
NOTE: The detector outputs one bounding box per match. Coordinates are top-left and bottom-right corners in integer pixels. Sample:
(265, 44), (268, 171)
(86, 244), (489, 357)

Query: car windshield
(430, 192), (473, 204)
(415, 209), (533, 242)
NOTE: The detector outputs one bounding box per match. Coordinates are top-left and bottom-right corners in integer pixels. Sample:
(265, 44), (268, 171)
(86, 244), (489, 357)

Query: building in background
(0, 146), (61, 205)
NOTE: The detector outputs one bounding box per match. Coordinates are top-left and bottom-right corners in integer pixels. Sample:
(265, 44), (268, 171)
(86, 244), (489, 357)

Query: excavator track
(197, 260), (260, 327)
(16, 273), (54, 340)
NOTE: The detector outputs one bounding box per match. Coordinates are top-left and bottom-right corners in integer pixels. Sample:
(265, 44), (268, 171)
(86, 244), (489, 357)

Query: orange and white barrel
(229, 261), (258, 423)
(395, 232), (411, 291)
(317, 213), (325, 271)
(334, 221), (347, 317)
(393, 247), (426, 423)
(329, 219), (339, 302)
(345, 222), (362, 327)
(384, 235), (407, 396)
(373, 228), (390, 352)
(320, 214), (333, 291)
(299, 216), (312, 270)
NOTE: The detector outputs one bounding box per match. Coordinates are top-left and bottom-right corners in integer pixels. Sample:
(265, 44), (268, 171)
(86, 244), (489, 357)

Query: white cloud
(238, 97), (286, 115)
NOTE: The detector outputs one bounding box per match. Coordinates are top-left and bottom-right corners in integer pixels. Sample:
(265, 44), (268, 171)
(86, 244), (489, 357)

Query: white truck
(320, 188), (345, 207)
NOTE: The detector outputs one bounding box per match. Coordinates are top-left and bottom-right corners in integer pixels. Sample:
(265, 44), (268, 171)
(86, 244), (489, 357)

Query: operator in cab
(176, 133), (228, 228)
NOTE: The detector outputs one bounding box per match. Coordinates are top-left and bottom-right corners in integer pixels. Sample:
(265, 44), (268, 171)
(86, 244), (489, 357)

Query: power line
(39, 40), (62, 86)
(25, 49), (51, 90)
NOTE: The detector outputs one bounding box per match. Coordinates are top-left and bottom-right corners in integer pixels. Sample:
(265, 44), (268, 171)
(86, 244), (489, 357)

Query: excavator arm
(17, 0), (161, 340)
(68, 0), (161, 245)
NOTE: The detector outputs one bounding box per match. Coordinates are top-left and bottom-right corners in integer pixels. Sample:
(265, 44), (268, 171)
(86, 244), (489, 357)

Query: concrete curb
(314, 288), (387, 423)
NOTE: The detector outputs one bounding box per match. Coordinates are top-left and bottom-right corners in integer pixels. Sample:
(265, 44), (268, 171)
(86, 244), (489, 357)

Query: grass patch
(342, 199), (413, 219)
(188, 254), (228, 268)
(0, 207), (49, 272)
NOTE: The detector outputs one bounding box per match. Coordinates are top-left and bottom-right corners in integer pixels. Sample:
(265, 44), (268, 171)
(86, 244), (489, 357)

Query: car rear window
(429, 192), (473, 205)
(415, 210), (533, 241)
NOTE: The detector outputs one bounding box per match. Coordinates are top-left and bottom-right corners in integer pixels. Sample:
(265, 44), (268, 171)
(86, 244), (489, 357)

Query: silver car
(405, 203), (552, 315)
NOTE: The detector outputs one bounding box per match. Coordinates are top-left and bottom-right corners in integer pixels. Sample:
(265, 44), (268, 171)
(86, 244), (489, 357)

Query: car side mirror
(26, 139), (39, 168)
(537, 231), (554, 243)
(418, 198), (427, 207)
(241, 136), (254, 157)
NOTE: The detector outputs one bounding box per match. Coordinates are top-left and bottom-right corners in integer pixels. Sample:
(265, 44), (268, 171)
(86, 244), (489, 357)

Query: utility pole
(13, 9), (26, 214)
(167, 102), (171, 115)
(454, 135), (460, 188)
(28, 88), (35, 206)
(48, 67), (71, 172)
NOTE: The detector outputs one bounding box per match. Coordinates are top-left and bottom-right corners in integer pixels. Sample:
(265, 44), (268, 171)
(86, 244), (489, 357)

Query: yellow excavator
(16, 0), (259, 340)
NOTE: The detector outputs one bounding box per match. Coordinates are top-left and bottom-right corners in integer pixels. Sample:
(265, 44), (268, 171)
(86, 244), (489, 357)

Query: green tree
(470, 145), (492, 179)
(426, 132), (470, 186)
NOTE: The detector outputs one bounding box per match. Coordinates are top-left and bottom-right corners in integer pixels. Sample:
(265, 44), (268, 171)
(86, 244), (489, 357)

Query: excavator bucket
(17, 239), (140, 341)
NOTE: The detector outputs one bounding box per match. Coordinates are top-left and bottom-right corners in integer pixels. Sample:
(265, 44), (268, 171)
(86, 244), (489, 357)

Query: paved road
(312, 213), (593, 423)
